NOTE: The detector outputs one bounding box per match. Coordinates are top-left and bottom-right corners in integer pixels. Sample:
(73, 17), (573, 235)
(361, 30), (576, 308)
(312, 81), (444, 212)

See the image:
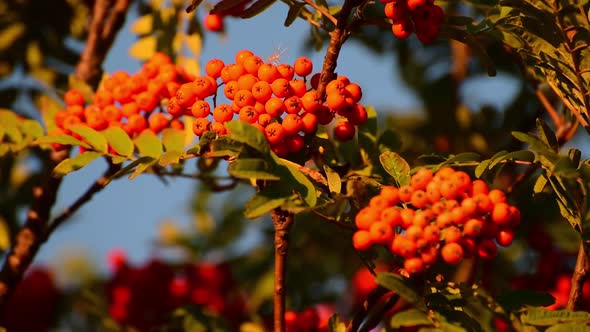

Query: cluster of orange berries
(192, 50), (367, 156)
(51, 50), (368, 158)
(383, 0), (444, 44)
(352, 167), (521, 275)
(52, 53), (194, 142)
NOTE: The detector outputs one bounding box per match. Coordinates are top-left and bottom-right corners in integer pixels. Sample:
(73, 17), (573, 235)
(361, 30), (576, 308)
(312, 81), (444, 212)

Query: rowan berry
(353, 230), (373, 251)
(204, 13), (224, 32)
(441, 242), (464, 264)
(64, 89), (85, 106)
(333, 121), (356, 142)
(293, 56), (313, 77)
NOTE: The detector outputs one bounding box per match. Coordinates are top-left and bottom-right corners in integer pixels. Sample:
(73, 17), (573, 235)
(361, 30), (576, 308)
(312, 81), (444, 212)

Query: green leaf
(474, 159), (492, 178)
(20, 120), (44, 140)
(536, 118), (558, 152)
(109, 156), (155, 183)
(523, 308), (590, 326)
(497, 290), (556, 311)
(102, 127), (134, 158)
(69, 125), (108, 153)
(284, 1), (305, 27)
(546, 323), (590, 332)
(34, 134), (90, 149)
(277, 157), (318, 207)
(533, 174), (548, 193)
(134, 130), (163, 158)
(129, 157), (157, 180)
(379, 151), (411, 186)
(240, 0), (277, 18)
(489, 150), (535, 169)
(159, 151), (184, 166)
(52, 152), (103, 177)
(376, 273), (425, 310)
(438, 152), (481, 168)
(225, 120), (270, 154)
(390, 309), (433, 328)
(323, 165), (341, 194)
(161, 128), (185, 152)
(227, 158), (281, 180)
(244, 185), (291, 219)
(512, 131), (553, 154)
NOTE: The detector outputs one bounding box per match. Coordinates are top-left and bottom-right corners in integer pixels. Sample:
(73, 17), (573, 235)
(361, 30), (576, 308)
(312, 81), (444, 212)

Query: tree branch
(272, 208), (294, 332)
(75, 0), (131, 87)
(566, 241), (590, 310)
(0, 0), (130, 311)
(317, 0), (362, 98)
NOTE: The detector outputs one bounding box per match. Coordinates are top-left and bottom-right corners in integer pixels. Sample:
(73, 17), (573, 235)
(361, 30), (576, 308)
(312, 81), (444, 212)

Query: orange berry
(271, 78), (291, 98)
(326, 79), (346, 95)
(277, 64), (295, 80)
(176, 83), (197, 108)
(496, 229), (514, 247)
(369, 222), (394, 244)
(258, 113), (272, 127)
(441, 242), (464, 264)
(148, 113), (169, 133)
(333, 121), (355, 142)
(205, 58), (225, 78)
(380, 186), (400, 205)
(289, 79), (307, 97)
(391, 18), (414, 39)
(471, 179), (489, 196)
(301, 90), (322, 113)
(355, 207), (379, 230)
(282, 114), (302, 135)
(477, 239), (498, 259)
(404, 257), (424, 274)
(239, 105), (259, 123)
(284, 134), (304, 154)
(209, 121), (227, 135)
(212, 104), (234, 123)
(353, 230), (373, 251)
(265, 97), (286, 118)
(410, 190), (428, 209)
(491, 202), (513, 226)
(191, 100), (211, 118)
(293, 56), (313, 77)
(300, 112), (318, 135)
(283, 96), (302, 114)
(265, 122), (285, 145)
(192, 117), (211, 136)
(380, 207), (402, 228)
(344, 83), (362, 103)
(488, 189), (507, 204)
(257, 63), (279, 82)
(204, 14), (224, 32)
(398, 185), (414, 202)
(242, 55), (263, 75)
(235, 50), (254, 66)
(224, 80), (239, 100)
(135, 91), (158, 113)
(423, 224), (441, 243)
(252, 81), (273, 102)
(64, 89), (85, 106)
(326, 92), (347, 110)
(234, 89), (255, 108)
(237, 74), (259, 91)
(442, 226), (462, 243)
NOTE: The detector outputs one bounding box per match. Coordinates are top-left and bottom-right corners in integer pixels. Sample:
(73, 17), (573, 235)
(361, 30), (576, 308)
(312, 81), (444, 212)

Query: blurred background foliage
(0, 0), (588, 330)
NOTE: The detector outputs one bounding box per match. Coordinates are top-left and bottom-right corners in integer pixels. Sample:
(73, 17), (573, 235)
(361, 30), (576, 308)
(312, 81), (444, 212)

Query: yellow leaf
(0, 218), (10, 251)
(160, 8), (176, 24)
(131, 14), (153, 35)
(0, 23), (25, 50)
(30, 68), (56, 85)
(183, 116), (196, 146)
(185, 34), (202, 56)
(26, 42), (43, 68)
(37, 95), (62, 132)
(128, 36), (157, 61)
(173, 32), (183, 53)
(177, 56), (200, 76)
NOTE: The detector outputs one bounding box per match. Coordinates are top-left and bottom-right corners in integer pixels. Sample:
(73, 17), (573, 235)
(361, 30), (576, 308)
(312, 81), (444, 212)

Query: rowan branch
(566, 241), (590, 310)
(317, 0), (363, 98)
(0, 0), (130, 310)
(272, 208), (294, 332)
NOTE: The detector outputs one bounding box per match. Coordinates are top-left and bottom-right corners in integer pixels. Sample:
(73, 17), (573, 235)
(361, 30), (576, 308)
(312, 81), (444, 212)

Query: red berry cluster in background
(106, 251), (246, 331)
(382, 0), (444, 44)
(352, 167), (521, 275)
(0, 267), (60, 332)
(284, 305), (335, 332)
(51, 50), (368, 158)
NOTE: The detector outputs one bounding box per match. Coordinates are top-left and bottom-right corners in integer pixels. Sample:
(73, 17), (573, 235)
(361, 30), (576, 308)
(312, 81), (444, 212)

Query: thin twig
(536, 88), (563, 127)
(44, 160), (122, 238)
(302, 0), (337, 25)
(272, 209), (294, 332)
(566, 241), (590, 310)
(310, 208), (355, 231)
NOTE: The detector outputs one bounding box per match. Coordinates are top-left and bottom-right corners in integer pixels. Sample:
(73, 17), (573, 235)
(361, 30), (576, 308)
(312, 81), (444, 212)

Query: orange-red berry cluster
(51, 50), (368, 158)
(352, 167), (521, 275)
(383, 0), (444, 44)
(187, 49), (367, 156)
(52, 52), (194, 144)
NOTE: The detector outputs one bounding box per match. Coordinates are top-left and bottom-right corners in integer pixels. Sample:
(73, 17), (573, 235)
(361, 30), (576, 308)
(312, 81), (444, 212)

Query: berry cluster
(352, 167), (521, 274)
(284, 306), (333, 332)
(52, 52), (194, 144)
(106, 251), (246, 330)
(193, 50), (367, 156)
(383, 0), (444, 44)
(51, 50), (368, 158)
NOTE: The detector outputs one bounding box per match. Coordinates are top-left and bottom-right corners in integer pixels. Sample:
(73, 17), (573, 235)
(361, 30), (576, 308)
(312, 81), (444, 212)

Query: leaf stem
(272, 208), (294, 332)
(302, 0), (337, 25)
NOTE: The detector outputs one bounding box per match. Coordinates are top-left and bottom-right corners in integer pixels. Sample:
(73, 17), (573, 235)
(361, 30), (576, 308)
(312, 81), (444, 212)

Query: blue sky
(34, 2), (524, 279)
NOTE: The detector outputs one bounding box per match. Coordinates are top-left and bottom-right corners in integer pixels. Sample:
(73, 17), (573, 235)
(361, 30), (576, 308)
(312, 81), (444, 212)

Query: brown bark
(566, 241), (590, 310)
(272, 209), (294, 332)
